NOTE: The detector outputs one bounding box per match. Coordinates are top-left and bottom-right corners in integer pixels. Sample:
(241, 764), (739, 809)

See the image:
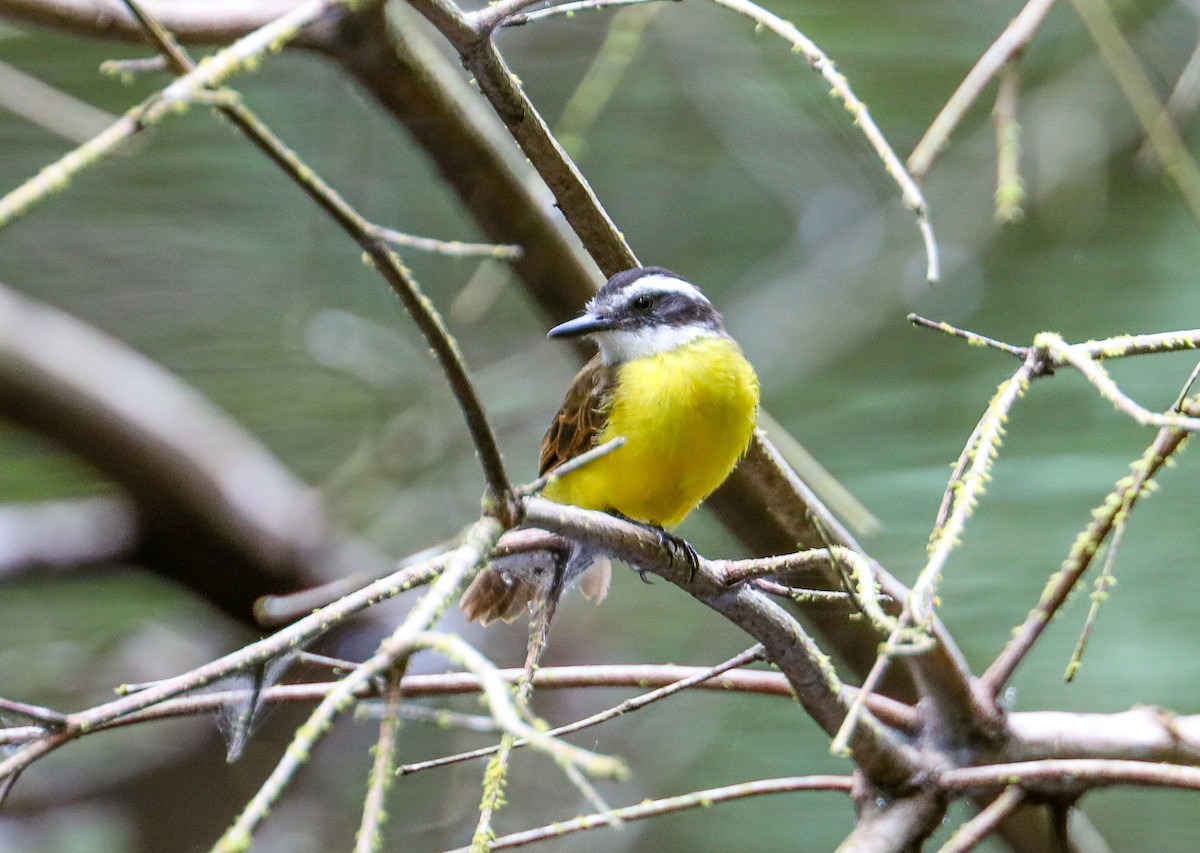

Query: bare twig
(0, 698), (67, 728)
(517, 436), (625, 497)
(450, 775), (855, 851)
(502, 0), (664, 27)
(354, 667), (405, 853)
(1068, 364), (1200, 681)
(908, 0), (1057, 180)
(938, 786), (1026, 853)
(942, 758), (1200, 794)
(407, 0), (639, 277)
(371, 224), (522, 260)
(706, 0), (939, 282)
(992, 57), (1026, 223)
(469, 577), (565, 849)
(914, 352), (1038, 623)
(908, 313), (1028, 358)
(399, 645), (766, 777)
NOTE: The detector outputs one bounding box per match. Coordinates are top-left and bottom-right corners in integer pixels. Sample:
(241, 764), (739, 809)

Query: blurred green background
(3, 1), (1200, 850)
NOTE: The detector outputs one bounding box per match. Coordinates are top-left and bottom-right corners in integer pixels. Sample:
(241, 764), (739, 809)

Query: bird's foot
(610, 512), (699, 583)
(656, 527), (700, 583)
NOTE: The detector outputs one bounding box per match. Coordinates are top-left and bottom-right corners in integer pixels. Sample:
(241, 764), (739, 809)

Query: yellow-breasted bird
(460, 266), (760, 624)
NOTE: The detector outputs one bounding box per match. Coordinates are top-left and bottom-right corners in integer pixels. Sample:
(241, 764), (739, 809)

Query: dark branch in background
(0, 495), (135, 580)
(0, 279), (392, 621)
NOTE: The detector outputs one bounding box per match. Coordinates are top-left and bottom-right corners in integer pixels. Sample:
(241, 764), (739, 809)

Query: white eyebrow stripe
(618, 274), (709, 305)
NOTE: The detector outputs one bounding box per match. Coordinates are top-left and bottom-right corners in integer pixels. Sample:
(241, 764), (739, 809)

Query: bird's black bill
(547, 312), (614, 339)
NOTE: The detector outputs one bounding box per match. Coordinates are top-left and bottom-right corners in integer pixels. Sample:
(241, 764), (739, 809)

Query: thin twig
(517, 436), (625, 496)
(0, 664), (919, 751)
(752, 581), (894, 609)
(908, 0), (1057, 180)
(410, 0), (639, 278)
(0, 698), (67, 728)
(470, 574), (567, 849)
(467, 0), (546, 33)
(371, 224), (522, 260)
(936, 786), (1026, 853)
(707, 0), (939, 281)
(992, 57), (1026, 223)
(502, 0), (664, 27)
(399, 646), (765, 777)
(356, 702), (501, 734)
(354, 667), (406, 853)
(1045, 333), (1200, 431)
(99, 55), (169, 77)
(1067, 368), (1200, 681)
(941, 758), (1200, 793)
(1062, 496), (1127, 683)
(907, 313), (1027, 358)
(914, 353), (1038, 623)
(450, 775), (855, 851)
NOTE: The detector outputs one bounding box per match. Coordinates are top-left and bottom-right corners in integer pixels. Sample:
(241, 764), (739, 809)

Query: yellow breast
(544, 335), (759, 528)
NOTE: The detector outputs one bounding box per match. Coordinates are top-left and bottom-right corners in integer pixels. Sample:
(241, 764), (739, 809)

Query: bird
(460, 266), (761, 624)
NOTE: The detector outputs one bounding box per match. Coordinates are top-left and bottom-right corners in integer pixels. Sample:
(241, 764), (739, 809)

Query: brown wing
(538, 355), (614, 475)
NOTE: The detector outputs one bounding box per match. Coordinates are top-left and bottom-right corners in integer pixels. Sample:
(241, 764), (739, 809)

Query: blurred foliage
(2, 0), (1200, 850)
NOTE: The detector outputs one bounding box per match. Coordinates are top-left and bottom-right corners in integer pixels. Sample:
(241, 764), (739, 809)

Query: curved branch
(0, 280), (395, 620)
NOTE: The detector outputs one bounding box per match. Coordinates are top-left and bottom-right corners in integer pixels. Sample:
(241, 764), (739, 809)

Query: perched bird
(460, 266), (760, 624)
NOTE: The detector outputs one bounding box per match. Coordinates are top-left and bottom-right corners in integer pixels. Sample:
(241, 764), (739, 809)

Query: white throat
(594, 323), (713, 365)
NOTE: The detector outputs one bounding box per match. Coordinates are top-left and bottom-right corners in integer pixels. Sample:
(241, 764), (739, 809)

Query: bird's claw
(656, 528), (699, 583)
(609, 511), (700, 584)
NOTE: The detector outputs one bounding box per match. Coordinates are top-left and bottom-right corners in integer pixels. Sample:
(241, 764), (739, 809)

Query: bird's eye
(631, 294), (655, 312)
